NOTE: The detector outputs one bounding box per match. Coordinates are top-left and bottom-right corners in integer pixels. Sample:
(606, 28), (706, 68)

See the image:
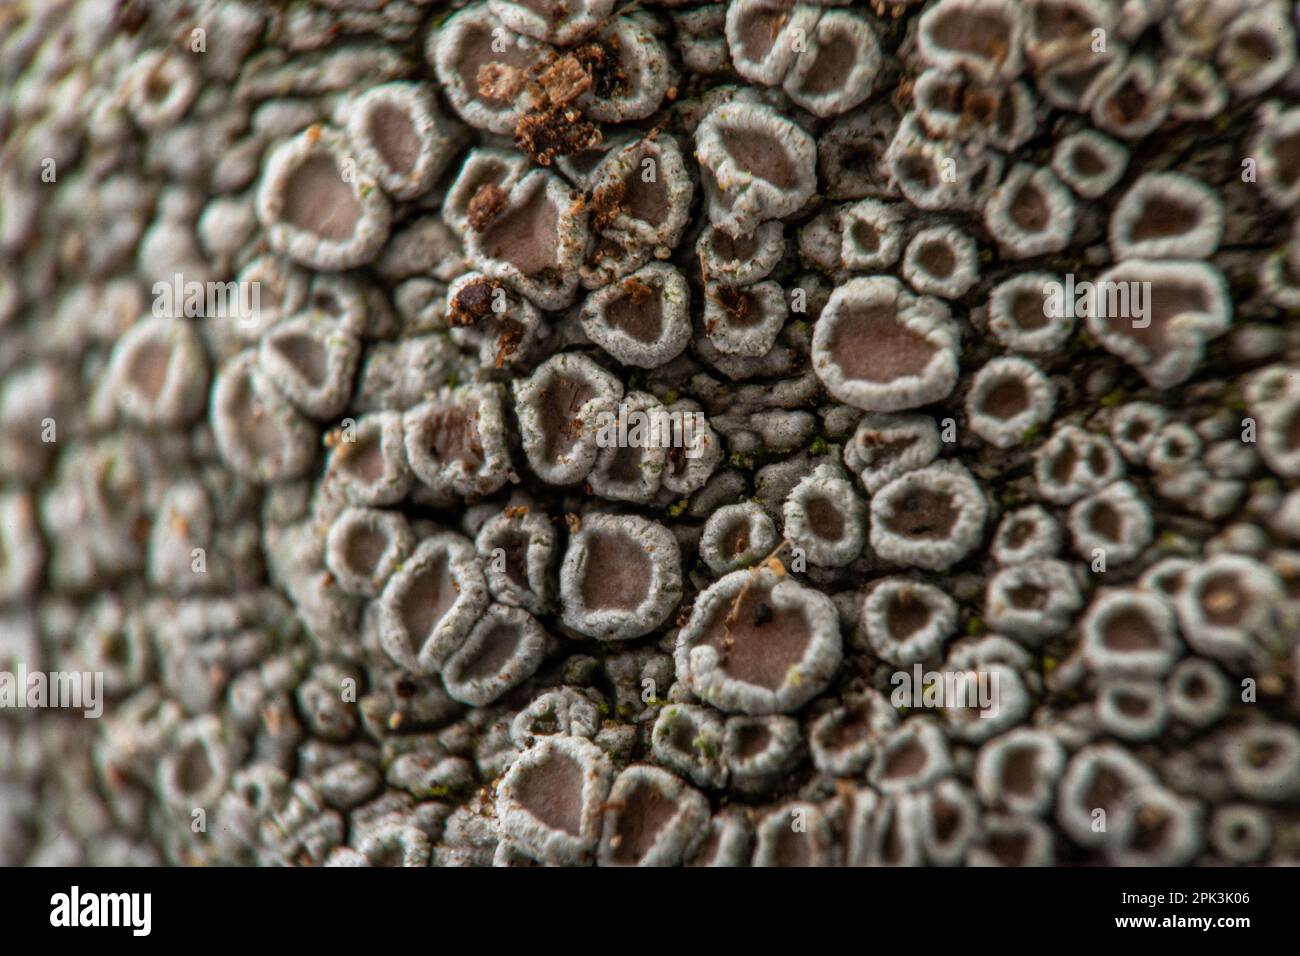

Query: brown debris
(494, 320), (525, 369)
(448, 278), (501, 326)
(467, 183), (509, 231)
(674, 602), (695, 629)
(588, 235), (628, 268)
(565, 513), (582, 533)
(589, 178), (627, 233)
(894, 74), (916, 113)
(706, 285), (751, 331)
(721, 541), (791, 649)
(477, 62), (527, 104)
(718, 286), (747, 318)
(516, 108), (602, 167)
(537, 54), (593, 107)
(572, 40), (628, 100)
(621, 274), (654, 303)
(667, 442), (686, 470)
(511, 43), (628, 166)
(561, 415), (585, 443)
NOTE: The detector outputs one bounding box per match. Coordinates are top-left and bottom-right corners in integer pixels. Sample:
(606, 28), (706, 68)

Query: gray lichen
(2, 0), (1300, 870)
